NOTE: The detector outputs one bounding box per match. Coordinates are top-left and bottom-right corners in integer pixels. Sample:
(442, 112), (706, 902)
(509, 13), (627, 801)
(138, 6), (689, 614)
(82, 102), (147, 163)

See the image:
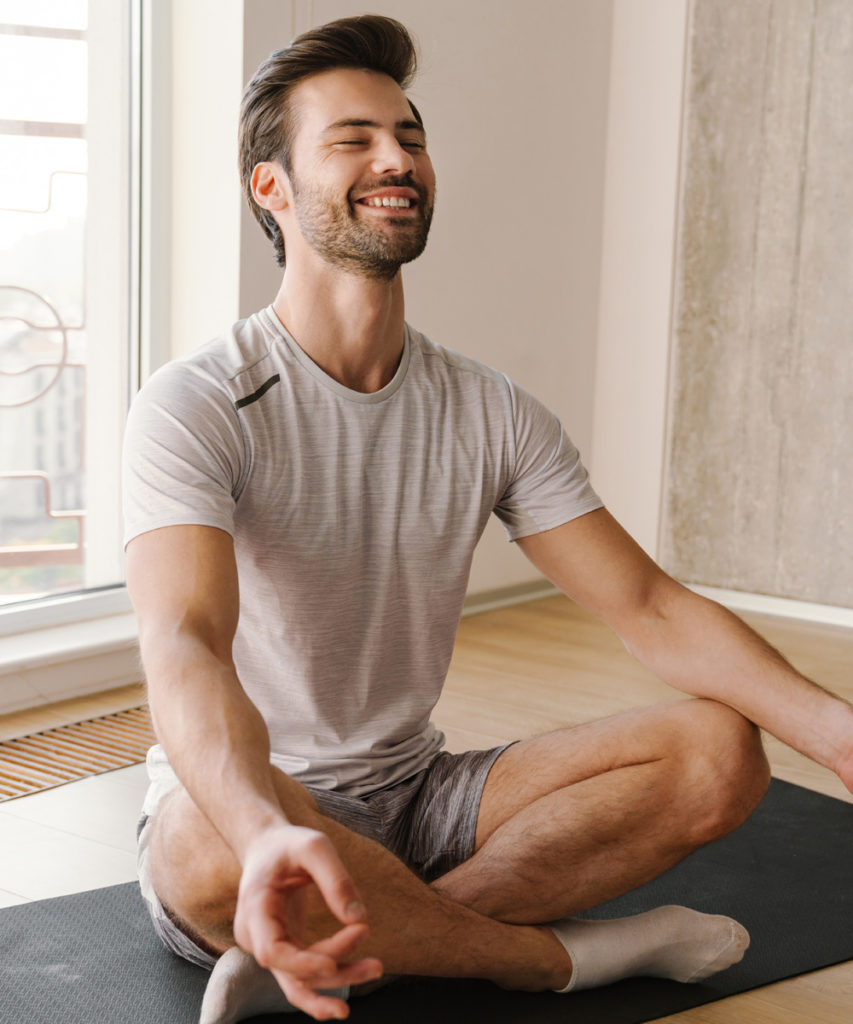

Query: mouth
(358, 195), (415, 209)
(353, 187), (421, 215)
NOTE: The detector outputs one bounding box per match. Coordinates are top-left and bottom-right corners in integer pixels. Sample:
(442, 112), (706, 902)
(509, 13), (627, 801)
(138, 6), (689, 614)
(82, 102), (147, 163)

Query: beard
(291, 172), (434, 281)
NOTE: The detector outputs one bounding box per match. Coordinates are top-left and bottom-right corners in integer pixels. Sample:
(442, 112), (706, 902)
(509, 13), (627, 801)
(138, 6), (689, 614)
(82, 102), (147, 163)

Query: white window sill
(0, 592), (141, 715)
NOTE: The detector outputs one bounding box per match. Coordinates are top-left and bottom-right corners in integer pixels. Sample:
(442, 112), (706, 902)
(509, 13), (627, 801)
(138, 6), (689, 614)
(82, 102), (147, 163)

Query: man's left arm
(517, 507), (853, 794)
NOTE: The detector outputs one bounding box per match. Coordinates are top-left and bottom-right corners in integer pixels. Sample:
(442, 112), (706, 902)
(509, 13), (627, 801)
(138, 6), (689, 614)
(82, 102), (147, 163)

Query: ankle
(536, 925), (574, 990)
(497, 926), (572, 992)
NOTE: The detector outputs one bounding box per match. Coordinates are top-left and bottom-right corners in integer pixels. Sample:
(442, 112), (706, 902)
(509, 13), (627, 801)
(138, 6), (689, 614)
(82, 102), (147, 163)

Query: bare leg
(434, 698), (770, 921)
(148, 698), (765, 1019)
(148, 770), (568, 992)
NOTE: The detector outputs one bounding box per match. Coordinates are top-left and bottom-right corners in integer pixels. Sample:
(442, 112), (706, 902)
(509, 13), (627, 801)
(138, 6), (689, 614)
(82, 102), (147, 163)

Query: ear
(251, 161), (291, 212)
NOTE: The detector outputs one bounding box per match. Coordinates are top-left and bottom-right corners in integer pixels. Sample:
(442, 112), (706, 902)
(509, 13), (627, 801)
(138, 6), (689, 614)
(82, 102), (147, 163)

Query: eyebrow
(320, 117), (425, 135)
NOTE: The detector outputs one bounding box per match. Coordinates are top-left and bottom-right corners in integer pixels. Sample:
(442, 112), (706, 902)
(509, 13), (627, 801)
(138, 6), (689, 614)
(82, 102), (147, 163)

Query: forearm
(143, 634), (288, 862)
(625, 586), (853, 776)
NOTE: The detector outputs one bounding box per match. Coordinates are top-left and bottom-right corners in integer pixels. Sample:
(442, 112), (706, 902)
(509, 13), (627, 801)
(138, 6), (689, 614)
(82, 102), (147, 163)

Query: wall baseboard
(462, 580), (560, 618)
(687, 584), (853, 629)
(463, 577), (853, 631)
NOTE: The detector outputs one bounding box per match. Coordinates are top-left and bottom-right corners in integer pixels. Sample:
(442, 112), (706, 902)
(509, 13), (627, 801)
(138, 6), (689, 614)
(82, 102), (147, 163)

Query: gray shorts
(136, 745), (508, 973)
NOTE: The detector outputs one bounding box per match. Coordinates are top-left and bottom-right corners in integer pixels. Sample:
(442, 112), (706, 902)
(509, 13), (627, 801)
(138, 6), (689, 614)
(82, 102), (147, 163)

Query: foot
(549, 904), (750, 992)
(198, 946), (349, 1023)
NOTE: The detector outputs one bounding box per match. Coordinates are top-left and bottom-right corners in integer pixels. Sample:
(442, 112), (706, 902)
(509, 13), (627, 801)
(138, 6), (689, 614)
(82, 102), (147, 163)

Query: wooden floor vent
(0, 706), (154, 802)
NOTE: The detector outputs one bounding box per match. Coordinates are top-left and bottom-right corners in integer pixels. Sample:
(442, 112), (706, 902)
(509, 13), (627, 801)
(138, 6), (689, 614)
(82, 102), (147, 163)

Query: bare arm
(518, 508), (853, 792)
(127, 525), (378, 1016)
(129, 525), (279, 852)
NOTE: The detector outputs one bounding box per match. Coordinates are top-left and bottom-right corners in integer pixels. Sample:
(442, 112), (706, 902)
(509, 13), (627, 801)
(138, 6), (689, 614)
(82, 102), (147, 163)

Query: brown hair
(238, 14), (422, 267)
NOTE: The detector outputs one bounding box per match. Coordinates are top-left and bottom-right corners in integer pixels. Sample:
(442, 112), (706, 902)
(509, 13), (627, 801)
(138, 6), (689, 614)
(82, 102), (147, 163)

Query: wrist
(824, 698), (853, 785)
(833, 702), (853, 793)
(231, 805), (293, 865)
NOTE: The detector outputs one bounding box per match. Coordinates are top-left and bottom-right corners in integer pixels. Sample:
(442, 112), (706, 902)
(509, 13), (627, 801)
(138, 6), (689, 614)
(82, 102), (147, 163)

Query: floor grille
(0, 705), (154, 802)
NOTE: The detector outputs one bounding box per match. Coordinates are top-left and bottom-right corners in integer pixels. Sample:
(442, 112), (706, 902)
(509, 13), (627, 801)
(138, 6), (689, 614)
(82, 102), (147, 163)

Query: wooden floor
(1, 594), (852, 1022)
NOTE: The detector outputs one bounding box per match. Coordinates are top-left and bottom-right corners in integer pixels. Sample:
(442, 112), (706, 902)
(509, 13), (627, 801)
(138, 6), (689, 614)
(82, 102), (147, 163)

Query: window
(0, 0), (134, 608)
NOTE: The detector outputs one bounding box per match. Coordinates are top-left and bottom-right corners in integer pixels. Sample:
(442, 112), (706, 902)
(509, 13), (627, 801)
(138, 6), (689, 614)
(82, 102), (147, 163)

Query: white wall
(590, 0), (688, 558)
(238, 0), (614, 595)
(169, 0), (244, 358)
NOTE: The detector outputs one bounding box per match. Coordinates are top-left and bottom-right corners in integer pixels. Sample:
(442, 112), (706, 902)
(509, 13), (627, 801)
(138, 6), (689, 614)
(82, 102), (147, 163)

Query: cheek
(420, 158), (437, 196)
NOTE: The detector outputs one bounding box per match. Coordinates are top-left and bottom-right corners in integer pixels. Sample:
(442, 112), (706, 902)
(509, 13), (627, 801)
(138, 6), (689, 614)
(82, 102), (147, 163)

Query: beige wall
(168, 1), (244, 360)
(661, 0), (853, 608)
(589, 0), (688, 557)
(239, 0), (614, 595)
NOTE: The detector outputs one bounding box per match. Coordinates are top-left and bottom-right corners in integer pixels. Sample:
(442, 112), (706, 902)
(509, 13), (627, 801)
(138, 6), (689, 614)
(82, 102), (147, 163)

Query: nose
(370, 133), (416, 176)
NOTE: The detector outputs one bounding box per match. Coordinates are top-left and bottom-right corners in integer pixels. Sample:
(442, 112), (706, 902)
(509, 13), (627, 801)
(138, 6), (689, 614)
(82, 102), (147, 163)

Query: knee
(147, 790), (241, 948)
(673, 699), (770, 845)
(147, 774), (329, 952)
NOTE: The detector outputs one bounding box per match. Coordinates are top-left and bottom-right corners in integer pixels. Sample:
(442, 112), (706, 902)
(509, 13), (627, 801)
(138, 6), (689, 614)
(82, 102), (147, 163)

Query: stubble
(292, 173), (434, 280)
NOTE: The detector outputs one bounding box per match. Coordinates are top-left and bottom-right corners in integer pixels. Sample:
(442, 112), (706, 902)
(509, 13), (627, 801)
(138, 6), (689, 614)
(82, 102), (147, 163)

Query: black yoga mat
(2, 778), (851, 1024)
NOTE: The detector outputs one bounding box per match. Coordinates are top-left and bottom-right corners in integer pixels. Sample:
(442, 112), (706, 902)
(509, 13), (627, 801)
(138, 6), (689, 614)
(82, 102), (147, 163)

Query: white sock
(549, 905), (750, 992)
(198, 947), (349, 1024)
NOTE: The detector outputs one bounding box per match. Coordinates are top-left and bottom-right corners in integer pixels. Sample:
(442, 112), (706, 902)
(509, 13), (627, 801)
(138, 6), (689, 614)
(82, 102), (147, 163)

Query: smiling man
(284, 98), (433, 279)
(122, 15), (853, 1024)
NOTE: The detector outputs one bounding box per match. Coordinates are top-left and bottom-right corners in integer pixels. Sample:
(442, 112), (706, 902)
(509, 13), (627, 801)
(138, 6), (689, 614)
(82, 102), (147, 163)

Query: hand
(233, 824), (383, 1020)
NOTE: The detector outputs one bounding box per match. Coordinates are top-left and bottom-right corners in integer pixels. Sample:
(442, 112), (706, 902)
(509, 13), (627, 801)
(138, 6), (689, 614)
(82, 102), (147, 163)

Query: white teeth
(365, 196), (412, 208)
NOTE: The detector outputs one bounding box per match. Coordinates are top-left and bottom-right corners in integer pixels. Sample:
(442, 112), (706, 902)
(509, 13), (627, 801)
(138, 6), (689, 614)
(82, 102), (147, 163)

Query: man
(123, 15), (853, 1023)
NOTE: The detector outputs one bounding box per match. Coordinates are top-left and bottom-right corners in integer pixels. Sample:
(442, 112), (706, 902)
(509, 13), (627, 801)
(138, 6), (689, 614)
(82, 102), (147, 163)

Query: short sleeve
(493, 379), (603, 540)
(122, 359), (246, 547)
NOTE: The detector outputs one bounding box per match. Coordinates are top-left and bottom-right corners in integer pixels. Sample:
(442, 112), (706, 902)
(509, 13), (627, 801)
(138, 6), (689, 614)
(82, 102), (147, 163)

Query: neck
(272, 257), (406, 394)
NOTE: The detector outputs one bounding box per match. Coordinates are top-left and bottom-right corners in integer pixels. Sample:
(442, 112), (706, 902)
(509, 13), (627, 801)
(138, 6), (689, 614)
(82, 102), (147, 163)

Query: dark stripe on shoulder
(234, 374), (281, 410)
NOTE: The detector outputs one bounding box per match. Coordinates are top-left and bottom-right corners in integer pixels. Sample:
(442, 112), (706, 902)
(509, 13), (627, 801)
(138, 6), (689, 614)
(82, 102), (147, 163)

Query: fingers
(270, 945), (384, 1022)
(293, 829), (367, 926)
(241, 824), (367, 929)
(235, 880), (318, 974)
(252, 922), (372, 980)
(254, 936), (338, 980)
(234, 824), (382, 1020)
(310, 922), (371, 959)
(274, 976), (351, 1021)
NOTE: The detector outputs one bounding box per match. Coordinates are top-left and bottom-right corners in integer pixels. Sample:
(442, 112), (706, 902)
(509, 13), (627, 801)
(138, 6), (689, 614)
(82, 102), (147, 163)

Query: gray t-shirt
(123, 307), (602, 795)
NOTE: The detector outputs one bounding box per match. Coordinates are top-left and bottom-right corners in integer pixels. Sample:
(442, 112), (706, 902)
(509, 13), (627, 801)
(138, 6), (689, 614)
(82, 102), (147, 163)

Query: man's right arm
(127, 524), (379, 1017)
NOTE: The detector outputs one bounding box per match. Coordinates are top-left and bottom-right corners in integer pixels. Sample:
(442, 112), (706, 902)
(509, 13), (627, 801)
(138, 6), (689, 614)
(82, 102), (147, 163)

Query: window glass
(0, 1), (131, 606)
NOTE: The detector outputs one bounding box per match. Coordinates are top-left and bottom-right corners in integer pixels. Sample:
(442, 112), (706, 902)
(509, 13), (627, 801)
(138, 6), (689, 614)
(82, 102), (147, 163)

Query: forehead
(289, 67), (419, 141)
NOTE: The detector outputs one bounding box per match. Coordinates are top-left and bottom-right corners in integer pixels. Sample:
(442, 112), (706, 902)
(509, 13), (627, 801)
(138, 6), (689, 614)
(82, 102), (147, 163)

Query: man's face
(284, 68), (436, 280)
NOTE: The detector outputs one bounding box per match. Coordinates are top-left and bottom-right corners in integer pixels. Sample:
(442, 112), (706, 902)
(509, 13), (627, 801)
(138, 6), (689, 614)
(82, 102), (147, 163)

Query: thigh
(144, 767), (331, 953)
(474, 699), (724, 850)
(145, 784), (242, 949)
(138, 809), (222, 967)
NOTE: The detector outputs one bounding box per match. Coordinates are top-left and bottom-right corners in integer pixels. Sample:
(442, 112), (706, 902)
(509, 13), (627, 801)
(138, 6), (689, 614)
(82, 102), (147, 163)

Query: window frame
(0, 0), (172, 711)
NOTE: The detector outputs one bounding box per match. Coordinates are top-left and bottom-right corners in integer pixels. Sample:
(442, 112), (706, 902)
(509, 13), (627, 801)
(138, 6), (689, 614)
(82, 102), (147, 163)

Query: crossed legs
(438, 697), (770, 920)
(146, 698), (769, 1007)
(149, 769), (564, 991)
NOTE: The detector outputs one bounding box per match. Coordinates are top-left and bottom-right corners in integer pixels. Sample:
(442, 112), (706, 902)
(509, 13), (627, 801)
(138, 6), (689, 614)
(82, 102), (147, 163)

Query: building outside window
(0, 0), (133, 608)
